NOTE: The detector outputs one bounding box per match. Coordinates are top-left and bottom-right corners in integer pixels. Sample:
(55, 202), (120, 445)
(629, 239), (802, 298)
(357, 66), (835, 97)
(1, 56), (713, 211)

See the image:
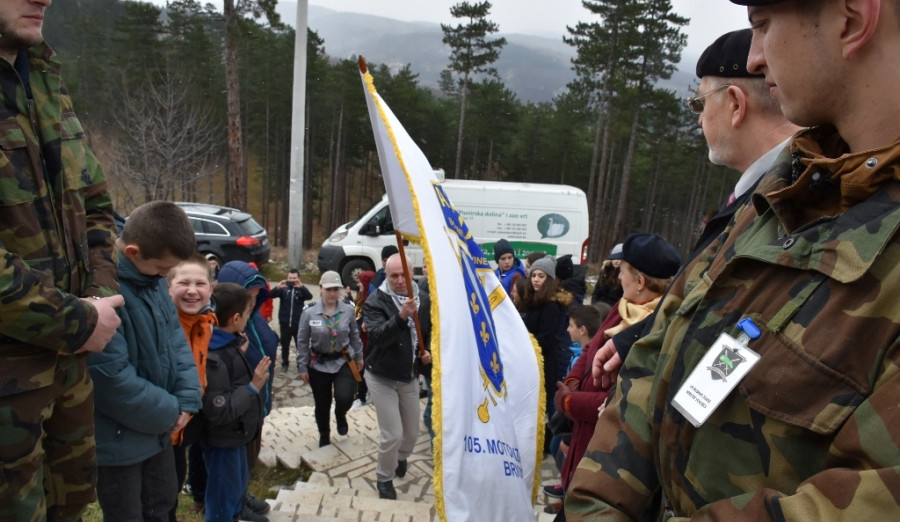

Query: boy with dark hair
(544, 305), (603, 500)
(493, 239), (526, 294)
(369, 244), (399, 294)
(215, 261), (278, 518)
(543, 305), (604, 502)
(88, 201), (202, 521)
(203, 283), (270, 522)
(270, 268), (313, 371)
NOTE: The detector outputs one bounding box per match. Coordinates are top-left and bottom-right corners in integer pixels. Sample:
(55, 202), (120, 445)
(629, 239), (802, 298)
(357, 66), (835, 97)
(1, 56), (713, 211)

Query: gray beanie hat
(529, 256), (556, 280)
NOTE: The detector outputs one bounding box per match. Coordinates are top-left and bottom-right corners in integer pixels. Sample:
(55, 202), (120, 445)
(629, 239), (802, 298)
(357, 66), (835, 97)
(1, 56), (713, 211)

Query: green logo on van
(481, 241), (558, 259)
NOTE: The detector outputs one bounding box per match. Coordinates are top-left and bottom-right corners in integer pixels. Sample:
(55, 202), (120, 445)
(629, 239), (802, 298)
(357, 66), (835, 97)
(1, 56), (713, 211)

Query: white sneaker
(351, 398), (367, 410)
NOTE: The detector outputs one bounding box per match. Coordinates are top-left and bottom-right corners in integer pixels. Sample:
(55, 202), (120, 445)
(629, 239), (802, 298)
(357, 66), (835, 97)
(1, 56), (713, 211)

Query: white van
(317, 179), (589, 286)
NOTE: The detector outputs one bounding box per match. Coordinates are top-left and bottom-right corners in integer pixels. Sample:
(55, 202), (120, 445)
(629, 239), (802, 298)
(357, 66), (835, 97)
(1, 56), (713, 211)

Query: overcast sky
(142, 0), (751, 69)
(304, 0), (750, 58)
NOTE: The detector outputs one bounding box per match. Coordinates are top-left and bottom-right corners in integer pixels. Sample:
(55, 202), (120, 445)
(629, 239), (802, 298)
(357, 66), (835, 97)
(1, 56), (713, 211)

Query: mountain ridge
(274, 3), (696, 103)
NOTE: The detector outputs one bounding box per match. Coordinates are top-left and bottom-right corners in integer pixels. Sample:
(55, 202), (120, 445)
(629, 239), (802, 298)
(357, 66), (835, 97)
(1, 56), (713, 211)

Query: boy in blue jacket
(216, 261), (278, 517)
(87, 201), (201, 521)
(203, 283), (270, 522)
(493, 239), (526, 294)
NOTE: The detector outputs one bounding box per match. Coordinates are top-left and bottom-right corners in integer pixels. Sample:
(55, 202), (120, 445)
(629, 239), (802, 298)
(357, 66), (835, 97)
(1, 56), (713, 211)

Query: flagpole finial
(358, 56), (368, 74)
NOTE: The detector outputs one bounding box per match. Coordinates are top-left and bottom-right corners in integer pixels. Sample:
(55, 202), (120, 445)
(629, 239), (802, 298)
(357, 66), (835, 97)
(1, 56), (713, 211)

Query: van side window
(366, 205), (394, 235)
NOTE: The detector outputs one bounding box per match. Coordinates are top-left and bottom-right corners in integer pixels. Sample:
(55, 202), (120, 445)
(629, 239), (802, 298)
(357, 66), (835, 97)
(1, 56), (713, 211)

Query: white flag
(359, 59), (544, 521)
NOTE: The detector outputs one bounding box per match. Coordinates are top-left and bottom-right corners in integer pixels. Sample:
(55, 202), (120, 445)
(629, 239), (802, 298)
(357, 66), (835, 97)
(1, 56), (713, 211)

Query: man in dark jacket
(270, 268), (313, 371)
(364, 254), (431, 500)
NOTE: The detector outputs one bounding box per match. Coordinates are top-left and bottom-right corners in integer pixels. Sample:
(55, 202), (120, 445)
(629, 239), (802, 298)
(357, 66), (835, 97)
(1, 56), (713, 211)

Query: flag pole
(395, 231), (427, 359)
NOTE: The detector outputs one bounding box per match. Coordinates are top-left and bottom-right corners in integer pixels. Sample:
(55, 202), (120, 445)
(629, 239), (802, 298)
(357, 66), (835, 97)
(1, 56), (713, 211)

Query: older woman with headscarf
(552, 233), (681, 497)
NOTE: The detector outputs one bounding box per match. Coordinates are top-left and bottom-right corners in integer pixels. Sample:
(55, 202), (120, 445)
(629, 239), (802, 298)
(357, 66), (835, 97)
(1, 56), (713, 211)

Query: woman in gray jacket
(297, 271), (364, 447)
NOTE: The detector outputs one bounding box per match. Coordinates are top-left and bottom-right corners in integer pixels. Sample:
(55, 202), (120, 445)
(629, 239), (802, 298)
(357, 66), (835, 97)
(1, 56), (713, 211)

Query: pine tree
(565, 0), (686, 258)
(441, 1), (506, 179)
(222, 0), (281, 209)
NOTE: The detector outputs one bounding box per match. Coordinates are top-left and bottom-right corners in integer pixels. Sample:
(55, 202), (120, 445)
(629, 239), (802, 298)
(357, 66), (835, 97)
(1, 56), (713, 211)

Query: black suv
(176, 202), (271, 267)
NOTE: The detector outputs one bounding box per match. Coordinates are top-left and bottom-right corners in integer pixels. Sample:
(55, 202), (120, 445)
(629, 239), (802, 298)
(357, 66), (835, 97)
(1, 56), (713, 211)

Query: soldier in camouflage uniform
(0, 2), (123, 521)
(566, 0), (900, 520)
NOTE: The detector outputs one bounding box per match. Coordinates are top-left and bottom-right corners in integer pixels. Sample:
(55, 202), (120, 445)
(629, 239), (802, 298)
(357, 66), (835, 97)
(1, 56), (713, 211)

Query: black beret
(696, 29), (762, 79)
(622, 233), (681, 279)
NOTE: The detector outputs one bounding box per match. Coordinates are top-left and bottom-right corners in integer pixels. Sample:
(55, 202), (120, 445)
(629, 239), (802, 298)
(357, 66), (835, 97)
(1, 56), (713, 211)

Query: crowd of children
(84, 201), (281, 522)
(86, 201), (647, 520)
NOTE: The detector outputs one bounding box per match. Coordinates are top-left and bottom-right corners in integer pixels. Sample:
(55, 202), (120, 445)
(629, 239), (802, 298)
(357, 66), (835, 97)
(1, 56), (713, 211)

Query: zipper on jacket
(26, 89), (71, 279)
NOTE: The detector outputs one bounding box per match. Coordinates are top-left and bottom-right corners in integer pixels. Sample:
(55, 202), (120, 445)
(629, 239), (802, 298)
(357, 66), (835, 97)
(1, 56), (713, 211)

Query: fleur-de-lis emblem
(469, 292), (480, 314)
(480, 321), (490, 346)
(490, 352), (500, 376)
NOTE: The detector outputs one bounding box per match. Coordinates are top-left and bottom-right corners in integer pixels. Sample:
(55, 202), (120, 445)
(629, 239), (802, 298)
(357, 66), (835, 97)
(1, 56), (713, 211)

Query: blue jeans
(203, 446), (248, 522)
(96, 444), (177, 522)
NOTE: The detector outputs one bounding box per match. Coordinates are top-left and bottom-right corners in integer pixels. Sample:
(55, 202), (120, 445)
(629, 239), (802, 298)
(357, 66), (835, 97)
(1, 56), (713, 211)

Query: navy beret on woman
(622, 233), (681, 279)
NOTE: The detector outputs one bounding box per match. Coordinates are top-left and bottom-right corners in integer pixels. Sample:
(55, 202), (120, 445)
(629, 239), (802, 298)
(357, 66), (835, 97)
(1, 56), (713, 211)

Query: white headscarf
(379, 278), (420, 356)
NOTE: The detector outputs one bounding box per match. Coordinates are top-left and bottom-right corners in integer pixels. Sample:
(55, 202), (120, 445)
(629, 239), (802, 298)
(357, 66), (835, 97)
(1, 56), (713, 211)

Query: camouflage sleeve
(0, 247), (98, 353)
(80, 144), (118, 297)
(565, 323), (668, 521)
(87, 329), (182, 435)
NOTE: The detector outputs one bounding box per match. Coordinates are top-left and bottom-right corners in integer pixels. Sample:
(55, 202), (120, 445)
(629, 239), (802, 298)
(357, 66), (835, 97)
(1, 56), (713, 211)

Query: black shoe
(245, 494), (271, 514)
(543, 483), (564, 499)
(281, 363), (288, 372)
(336, 415), (348, 436)
(319, 433), (330, 447)
(377, 480), (397, 500)
(395, 459), (407, 478)
(238, 505), (269, 522)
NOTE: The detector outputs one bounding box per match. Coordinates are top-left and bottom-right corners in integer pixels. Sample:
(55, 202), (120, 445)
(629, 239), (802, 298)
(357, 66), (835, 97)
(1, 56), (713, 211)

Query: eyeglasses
(686, 84), (731, 114)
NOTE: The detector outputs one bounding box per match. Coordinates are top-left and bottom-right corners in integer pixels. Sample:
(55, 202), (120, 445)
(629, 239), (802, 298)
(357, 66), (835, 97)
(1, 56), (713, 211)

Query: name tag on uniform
(672, 331), (760, 427)
(309, 319), (323, 327)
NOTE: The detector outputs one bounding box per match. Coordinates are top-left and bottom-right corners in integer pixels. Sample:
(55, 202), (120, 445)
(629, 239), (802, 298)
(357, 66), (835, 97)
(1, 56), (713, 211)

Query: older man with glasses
(688, 28), (800, 251)
(584, 29), (801, 428)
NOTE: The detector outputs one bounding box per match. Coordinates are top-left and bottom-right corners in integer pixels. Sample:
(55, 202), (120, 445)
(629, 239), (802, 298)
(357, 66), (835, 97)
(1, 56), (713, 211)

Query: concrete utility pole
(288, 0), (309, 269)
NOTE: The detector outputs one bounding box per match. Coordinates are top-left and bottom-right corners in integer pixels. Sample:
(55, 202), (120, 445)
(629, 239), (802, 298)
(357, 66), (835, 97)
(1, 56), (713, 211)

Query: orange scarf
(170, 308), (216, 446)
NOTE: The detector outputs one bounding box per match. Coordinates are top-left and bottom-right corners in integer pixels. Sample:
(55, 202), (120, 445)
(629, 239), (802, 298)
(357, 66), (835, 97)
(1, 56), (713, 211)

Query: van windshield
(346, 197), (386, 229)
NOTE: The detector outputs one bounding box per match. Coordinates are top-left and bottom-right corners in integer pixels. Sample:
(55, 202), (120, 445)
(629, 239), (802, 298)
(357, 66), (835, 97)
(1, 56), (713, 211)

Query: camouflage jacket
(566, 126), (900, 521)
(0, 44), (117, 397)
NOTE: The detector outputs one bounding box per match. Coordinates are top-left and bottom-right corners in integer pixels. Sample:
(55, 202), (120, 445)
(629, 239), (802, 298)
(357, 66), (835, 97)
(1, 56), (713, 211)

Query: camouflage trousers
(0, 357), (96, 522)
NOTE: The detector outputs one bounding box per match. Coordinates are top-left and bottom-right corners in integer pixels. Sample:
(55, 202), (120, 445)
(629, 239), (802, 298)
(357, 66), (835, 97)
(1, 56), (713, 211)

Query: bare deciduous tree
(113, 70), (220, 203)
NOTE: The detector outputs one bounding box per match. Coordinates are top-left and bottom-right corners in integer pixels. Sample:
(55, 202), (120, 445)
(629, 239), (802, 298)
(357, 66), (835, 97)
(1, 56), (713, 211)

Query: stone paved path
(254, 345), (562, 521)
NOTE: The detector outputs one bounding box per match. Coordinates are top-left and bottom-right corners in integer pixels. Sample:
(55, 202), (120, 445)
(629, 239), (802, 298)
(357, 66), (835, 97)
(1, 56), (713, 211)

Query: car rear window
(236, 216), (265, 236)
